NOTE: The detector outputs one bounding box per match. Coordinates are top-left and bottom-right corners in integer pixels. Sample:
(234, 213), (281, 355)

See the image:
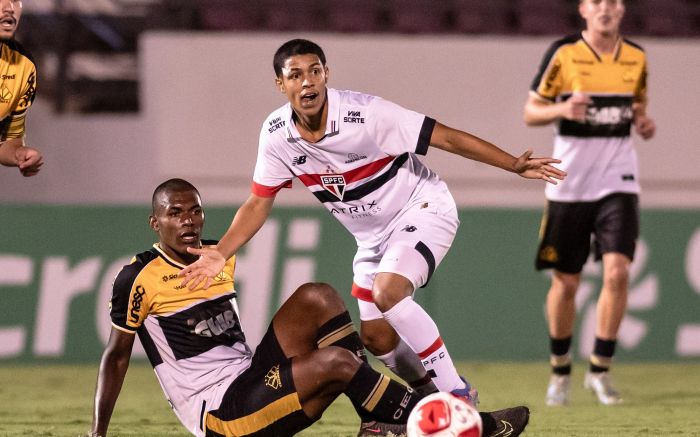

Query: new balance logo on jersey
(402, 225), (417, 232)
(321, 174), (346, 200)
(292, 155), (307, 166)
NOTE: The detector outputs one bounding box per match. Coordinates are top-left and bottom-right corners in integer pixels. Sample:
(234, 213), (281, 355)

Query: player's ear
(275, 77), (285, 93)
(149, 215), (159, 232)
(324, 65), (329, 83)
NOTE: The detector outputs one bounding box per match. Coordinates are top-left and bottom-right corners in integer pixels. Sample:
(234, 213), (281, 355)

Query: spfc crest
(320, 174), (346, 201)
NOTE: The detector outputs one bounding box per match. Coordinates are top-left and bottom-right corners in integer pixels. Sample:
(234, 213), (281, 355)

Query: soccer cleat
(451, 376), (480, 407)
(357, 421), (407, 437)
(584, 371), (623, 405)
(479, 406), (530, 437)
(545, 374), (571, 406)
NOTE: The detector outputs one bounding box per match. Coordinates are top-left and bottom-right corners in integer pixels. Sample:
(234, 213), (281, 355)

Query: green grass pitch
(1, 361), (699, 436)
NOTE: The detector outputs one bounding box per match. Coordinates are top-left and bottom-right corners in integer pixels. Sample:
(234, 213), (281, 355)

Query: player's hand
(634, 114), (656, 140)
(15, 146), (43, 177)
(179, 246), (226, 290)
(561, 92), (591, 123)
(514, 149), (566, 185)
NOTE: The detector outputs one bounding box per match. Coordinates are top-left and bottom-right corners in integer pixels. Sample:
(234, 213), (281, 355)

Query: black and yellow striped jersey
(0, 40), (36, 140)
(110, 242), (252, 436)
(531, 33), (646, 138)
(529, 33), (646, 201)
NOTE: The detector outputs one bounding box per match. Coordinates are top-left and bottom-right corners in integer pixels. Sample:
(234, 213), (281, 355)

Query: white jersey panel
(545, 136), (640, 202)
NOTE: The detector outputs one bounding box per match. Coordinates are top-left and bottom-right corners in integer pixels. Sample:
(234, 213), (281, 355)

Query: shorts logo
(321, 174), (346, 201)
(265, 364), (282, 389)
(539, 245), (558, 263)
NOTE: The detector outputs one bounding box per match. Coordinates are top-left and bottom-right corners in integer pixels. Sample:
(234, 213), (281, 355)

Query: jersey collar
(152, 243), (188, 269)
(285, 87), (341, 143)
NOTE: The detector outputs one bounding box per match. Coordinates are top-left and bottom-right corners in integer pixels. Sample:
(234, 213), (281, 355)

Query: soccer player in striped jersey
(524, 0), (655, 406)
(89, 179), (425, 437)
(0, 0), (43, 177)
(181, 39), (562, 434)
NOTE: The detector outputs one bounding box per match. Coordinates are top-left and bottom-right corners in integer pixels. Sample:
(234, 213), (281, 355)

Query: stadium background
(1, 1), (699, 366)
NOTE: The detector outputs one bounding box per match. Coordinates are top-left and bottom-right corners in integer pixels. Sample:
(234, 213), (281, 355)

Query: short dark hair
(273, 39), (326, 77)
(151, 178), (199, 214)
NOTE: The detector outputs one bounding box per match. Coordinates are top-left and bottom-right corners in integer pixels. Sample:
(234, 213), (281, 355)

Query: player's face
(276, 54), (328, 119)
(150, 189), (204, 265)
(0, 0), (22, 41)
(579, 0), (624, 37)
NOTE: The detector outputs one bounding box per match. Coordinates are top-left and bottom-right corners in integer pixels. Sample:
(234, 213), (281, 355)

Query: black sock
(550, 336), (572, 375)
(317, 312), (375, 422)
(317, 311), (367, 363)
(590, 337), (616, 373)
(344, 363), (418, 424)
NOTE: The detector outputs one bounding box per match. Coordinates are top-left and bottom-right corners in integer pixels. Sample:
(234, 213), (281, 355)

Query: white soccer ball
(407, 392), (482, 437)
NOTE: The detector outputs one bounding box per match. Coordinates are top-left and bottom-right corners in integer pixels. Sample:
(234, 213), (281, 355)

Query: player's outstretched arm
(89, 328), (135, 437)
(429, 121), (566, 184)
(180, 193), (275, 289)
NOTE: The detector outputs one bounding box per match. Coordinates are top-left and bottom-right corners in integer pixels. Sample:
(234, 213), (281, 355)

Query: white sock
(382, 296), (465, 392)
(375, 338), (438, 396)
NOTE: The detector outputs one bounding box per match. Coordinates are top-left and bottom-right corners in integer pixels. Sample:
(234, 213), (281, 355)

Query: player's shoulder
(2, 39), (36, 65)
(331, 87), (376, 106)
(260, 103), (291, 138)
(621, 37), (645, 55)
(113, 248), (160, 289)
(544, 34), (582, 56)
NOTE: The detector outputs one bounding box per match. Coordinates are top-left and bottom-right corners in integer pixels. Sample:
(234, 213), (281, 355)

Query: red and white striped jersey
(253, 88), (450, 248)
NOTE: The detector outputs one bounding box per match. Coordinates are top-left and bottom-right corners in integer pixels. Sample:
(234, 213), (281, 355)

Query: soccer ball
(407, 392), (482, 437)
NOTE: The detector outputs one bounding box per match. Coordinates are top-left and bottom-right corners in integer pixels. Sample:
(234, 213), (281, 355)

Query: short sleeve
(366, 97), (433, 156)
(530, 42), (564, 101)
(252, 120), (294, 197)
(110, 259), (149, 332)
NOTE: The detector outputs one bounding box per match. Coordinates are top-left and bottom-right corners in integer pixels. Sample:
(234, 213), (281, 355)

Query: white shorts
(352, 196), (459, 321)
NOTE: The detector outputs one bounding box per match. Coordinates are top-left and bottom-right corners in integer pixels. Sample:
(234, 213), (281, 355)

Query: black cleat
(357, 421), (407, 437)
(479, 406), (530, 437)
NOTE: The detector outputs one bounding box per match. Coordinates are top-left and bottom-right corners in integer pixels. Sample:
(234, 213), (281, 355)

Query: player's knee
(603, 265), (629, 291)
(372, 273), (413, 312)
(317, 347), (361, 382)
(295, 282), (346, 312)
(552, 272), (580, 298)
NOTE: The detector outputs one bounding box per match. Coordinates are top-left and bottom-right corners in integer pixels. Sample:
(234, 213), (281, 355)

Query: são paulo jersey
(530, 34), (647, 202)
(253, 87), (449, 248)
(110, 242), (252, 437)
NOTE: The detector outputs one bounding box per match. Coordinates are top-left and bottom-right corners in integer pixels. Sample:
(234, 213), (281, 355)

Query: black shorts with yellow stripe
(536, 193), (639, 274)
(205, 325), (313, 437)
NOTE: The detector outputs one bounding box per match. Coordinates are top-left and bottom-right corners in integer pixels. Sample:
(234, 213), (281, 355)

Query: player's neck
(293, 104), (328, 143)
(582, 29), (620, 54)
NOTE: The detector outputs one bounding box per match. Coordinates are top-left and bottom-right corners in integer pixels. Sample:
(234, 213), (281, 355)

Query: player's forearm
(523, 100), (564, 126)
(90, 350), (130, 436)
(0, 138), (22, 166)
(432, 124), (518, 173)
(216, 195), (273, 259)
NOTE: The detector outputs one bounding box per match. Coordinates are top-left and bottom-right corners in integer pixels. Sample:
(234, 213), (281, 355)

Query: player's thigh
(206, 328), (311, 436)
(378, 201), (459, 290)
(536, 200), (596, 274)
(592, 193), (639, 262)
